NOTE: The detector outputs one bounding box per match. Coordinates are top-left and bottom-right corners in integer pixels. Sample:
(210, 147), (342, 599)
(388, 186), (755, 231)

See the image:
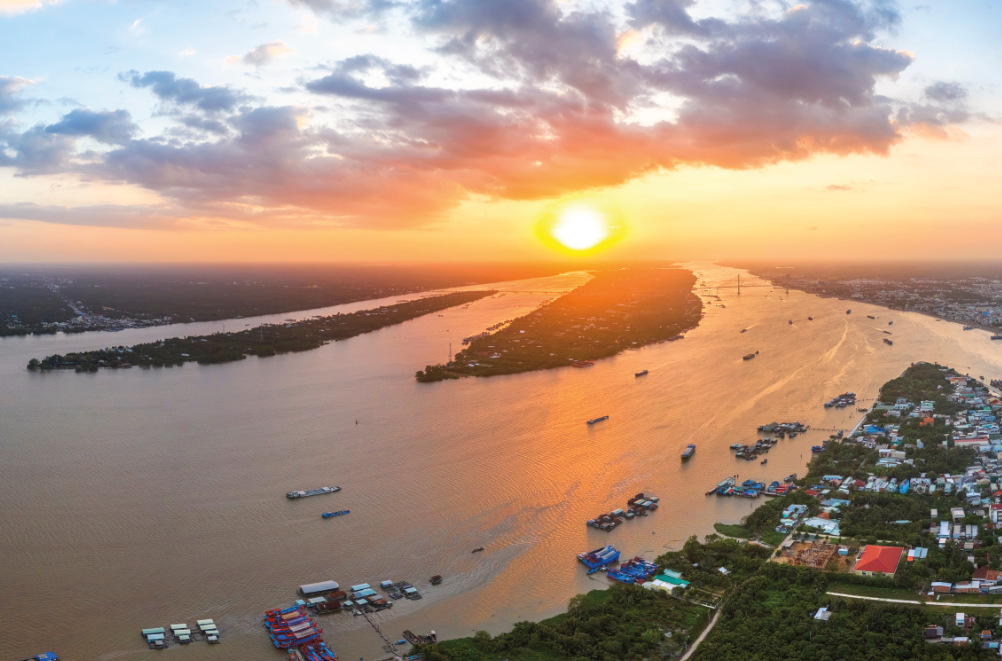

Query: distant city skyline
(0, 0), (998, 262)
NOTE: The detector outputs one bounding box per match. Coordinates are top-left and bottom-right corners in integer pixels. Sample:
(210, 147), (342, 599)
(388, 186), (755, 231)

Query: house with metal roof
(853, 545), (904, 577)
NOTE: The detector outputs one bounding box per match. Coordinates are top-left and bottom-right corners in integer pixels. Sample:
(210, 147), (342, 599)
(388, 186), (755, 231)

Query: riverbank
(416, 268), (702, 382)
(417, 361), (1002, 661)
(26, 290), (494, 372)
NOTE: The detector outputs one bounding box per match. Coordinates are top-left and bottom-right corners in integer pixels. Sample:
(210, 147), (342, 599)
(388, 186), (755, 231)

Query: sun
(551, 206), (609, 251)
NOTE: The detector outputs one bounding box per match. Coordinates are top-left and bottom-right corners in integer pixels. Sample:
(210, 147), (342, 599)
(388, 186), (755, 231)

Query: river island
(416, 268), (702, 382)
(26, 290), (494, 372)
(413, 363), (1002, 661)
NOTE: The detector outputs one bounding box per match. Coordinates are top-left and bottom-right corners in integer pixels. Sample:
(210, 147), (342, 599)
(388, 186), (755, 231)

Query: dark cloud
(122, 70), (247, 113)
(45, 108), (138, 145)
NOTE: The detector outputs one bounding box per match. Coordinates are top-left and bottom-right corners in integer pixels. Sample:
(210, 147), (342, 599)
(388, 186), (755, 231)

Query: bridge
(694, 274), (790, 295)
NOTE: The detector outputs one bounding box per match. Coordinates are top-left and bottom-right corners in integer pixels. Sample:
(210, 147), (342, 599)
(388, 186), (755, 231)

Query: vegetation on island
(416, 268), (701, 382)
(26, 290), (493, 372)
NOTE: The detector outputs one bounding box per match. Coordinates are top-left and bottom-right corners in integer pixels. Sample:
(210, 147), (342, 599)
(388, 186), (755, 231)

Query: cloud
(0, 75), (33, 115)
(825, 184), (854, 191)
(0, 0), (63, 15)
(236, 41), (295, 67)
(285, 0), (398, 19)
(924, 81), (967, 103)
(122, 70), (247, 114)
(45, 108), (138, 145)
(0, 1), (976, 231)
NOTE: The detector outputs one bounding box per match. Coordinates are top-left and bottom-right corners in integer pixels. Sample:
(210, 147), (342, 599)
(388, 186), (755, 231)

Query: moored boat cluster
(586, 493), (659, 530)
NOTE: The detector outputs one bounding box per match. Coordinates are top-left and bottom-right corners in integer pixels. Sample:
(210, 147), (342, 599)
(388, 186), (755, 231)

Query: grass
(713, 523), (751, 538)
(760, 531), (788, 546)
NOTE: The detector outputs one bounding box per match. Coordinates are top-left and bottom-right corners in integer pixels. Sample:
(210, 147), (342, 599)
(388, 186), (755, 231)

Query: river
(3, 262), (1002, 660)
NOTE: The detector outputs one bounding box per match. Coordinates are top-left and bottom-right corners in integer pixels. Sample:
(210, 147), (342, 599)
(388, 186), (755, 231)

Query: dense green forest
(417, 268), (701, 382)
(27, 290), (492, 372)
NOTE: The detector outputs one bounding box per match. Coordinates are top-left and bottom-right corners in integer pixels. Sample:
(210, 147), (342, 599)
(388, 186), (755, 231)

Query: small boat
(788, 320), (793, 325)
(883, 338), (893, 346)
(760, 459), (767, 465)
(743, 353), (756, 361)
(681, 444), (696, 460)
(784, 473), (797, 482)
(846, 309), (851, 314)
(740, 328), (747, 333)
(321, 510), (350, 518)
(807, 316), (813, 321)
(888, 321), (893, 325)
(867, 315), (875, 319)
(963, 326), (973, 331)
(635, 370), (649, 377)
(587, 415), (609, 425)
(429, 575), (443, 585)
(472, 547), (484, 553)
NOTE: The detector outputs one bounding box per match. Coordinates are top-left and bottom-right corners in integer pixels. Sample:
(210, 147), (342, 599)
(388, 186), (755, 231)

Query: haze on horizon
(0, 0), (998, 264)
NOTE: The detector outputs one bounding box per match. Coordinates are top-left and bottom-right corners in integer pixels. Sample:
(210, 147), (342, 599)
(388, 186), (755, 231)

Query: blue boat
(321, 510), (350, 519)
(681, 444), (696, 460)
(811, 446), (825, 453)
(577, 545), (620, 569)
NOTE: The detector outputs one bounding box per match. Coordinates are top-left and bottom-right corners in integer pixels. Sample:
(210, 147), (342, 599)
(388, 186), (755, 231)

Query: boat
(472, 547), (484, 553)
(635, 369), (648, 377)
(788, 320), (793, 325)
(287, 486), (341, 499)
(577, 545), (620, 570)
(681, 444), (696, 460)
(429, 575), (443, 585)
(321, 510), (350, 519)
(740, 328), (747, 333)
(743, 353), (756, 360)
(808, 316), (813, 321)
(572, 360), (595, 367)
(846, 309), (851, 314)
(784, 473), (797, 482)
(992, 336), (1002, 341)
(963, 326), (973, 331)
(811, 445), (825, 453)
(402, 630), (438, 646)
(760, 458), (767, 465)
(867, 315), (875, 319)
(587, 415), (609, 425)
(883, 338), (893, 346)
(729, 443), (744, 450)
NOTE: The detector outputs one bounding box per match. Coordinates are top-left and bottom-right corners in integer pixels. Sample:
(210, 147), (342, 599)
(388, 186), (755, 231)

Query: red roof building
(853, 545), (904, 577)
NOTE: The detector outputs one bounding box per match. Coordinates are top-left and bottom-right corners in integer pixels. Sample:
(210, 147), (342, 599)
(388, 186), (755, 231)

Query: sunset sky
(0, 0), (998, 263)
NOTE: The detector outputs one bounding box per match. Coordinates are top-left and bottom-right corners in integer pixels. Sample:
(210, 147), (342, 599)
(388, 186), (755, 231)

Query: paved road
(679, 608), (722, 661)
(828, 591), (1002, 608)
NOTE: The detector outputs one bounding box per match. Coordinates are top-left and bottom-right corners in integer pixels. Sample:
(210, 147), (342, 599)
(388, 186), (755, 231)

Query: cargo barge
(287, 486), (341, 499)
